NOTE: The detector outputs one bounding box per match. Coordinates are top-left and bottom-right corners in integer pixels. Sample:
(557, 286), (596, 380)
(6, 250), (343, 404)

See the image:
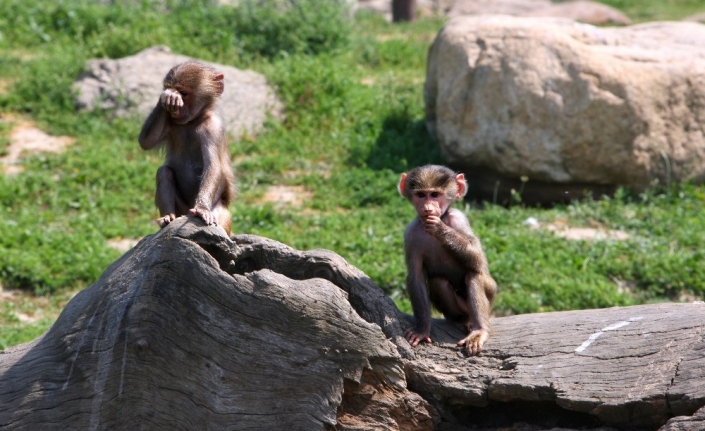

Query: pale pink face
(411, 189), (450, 219)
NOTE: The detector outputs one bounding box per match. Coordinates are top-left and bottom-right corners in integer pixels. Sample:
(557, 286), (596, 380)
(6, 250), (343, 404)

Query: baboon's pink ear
(214, 73), (224, 95)
(398, 173), (408, 197)
(455, 174), (468, 198)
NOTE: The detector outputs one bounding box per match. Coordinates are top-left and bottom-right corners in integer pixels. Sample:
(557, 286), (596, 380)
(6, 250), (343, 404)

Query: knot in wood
(135, 338), (150, 358)
(310, 264), (333, 280)
(232, 257), (257, 274)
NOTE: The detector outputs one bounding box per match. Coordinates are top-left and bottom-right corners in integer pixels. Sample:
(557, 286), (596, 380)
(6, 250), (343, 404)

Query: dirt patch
(678, 290), (702, 303)
(360, 74), (424, 86)
(8, 49), (37, 61)
(106, 238), (141, 253)
(0, 285), (80, 331)
(525, 217), (630, 241)
(375, 32), (437, 43)
(1, 116), (75, 175)
(1, 286), (50, 324)
(0, 78), (12, 95)
(259, 185), (313, 208)
(283, 165), (331, 180)
(610, 276), (637, 296)
(547, 225), (630, 241)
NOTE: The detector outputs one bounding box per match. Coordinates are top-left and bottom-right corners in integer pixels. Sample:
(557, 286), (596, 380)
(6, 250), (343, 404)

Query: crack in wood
(665, 356), (684, 417)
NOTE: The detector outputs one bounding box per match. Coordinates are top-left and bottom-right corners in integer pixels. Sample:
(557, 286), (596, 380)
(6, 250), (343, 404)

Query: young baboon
(398, 165), (496, 355)
(138, 61), (236, 235)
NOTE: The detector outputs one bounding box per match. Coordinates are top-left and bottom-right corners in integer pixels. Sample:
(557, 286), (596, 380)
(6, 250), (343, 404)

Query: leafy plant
(232, 0), (351, 57)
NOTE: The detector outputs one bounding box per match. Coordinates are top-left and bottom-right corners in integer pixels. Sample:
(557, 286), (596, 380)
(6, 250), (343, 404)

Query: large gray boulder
(447, 0), (630, 26)
(73, 46), (284, 139)
(425, 16), (705, 203)
(524, 0), (630, 25)
(358, 0), (629, 25)
(447, 0), (551, 16)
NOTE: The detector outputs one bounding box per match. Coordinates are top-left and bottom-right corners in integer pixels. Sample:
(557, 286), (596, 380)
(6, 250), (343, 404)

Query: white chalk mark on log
(575, 317), (643, 353)
(90, 248), (162, 429)
(576, 332), (603, 353)
(119, 336), (128, 396)
(602, 321), (632, 331)
(90, 310), (118, 430)
(63, 296), (106, 391)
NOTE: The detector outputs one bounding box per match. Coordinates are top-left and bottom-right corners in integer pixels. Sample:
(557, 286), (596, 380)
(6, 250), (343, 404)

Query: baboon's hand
(156, 214), (176, 228)
(405, 327), (432, 346)
(160, 88), (184, 117)
(457, 328), (490, 356)
(189, 206), (217, 226)
(422, 215), (444, 236)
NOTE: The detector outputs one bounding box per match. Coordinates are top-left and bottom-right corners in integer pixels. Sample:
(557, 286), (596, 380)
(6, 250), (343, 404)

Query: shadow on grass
(355, 110), (443, 173)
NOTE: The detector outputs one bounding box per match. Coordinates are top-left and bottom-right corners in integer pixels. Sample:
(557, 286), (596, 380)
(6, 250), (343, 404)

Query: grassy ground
(599, 0), (705, 21)
(1, 0), (704, 349)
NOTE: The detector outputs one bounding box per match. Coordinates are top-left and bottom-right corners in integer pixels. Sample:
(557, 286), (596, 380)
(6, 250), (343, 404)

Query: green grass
(598, 0), (705, 21)
(1, 0), (704, 347)
(0, 289), (76, 350)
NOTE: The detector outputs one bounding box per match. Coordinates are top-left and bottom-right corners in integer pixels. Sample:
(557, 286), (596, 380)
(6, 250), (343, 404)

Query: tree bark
(392, 0), (416, 22)
(1, 216), (704, 430)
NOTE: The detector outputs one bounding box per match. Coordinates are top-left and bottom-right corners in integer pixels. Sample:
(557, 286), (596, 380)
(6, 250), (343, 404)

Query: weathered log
(0, 218), (434, 431)
(413, 303), (705, 430)
(1, 216), (704, 430)
(660, 406), (705, 431)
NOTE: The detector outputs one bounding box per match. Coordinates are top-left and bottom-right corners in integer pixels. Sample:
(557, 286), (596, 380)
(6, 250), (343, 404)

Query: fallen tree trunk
(1, 217), (703, 430)
(414, 303), (705, 430)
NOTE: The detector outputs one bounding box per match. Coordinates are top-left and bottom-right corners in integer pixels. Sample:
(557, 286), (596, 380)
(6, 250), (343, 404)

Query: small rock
(73, 46), (284, 140)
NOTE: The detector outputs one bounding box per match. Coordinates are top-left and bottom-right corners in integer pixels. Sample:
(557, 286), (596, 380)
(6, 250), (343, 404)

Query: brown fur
(399, 164), (463, 201)
(399, 165), (496, 356)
